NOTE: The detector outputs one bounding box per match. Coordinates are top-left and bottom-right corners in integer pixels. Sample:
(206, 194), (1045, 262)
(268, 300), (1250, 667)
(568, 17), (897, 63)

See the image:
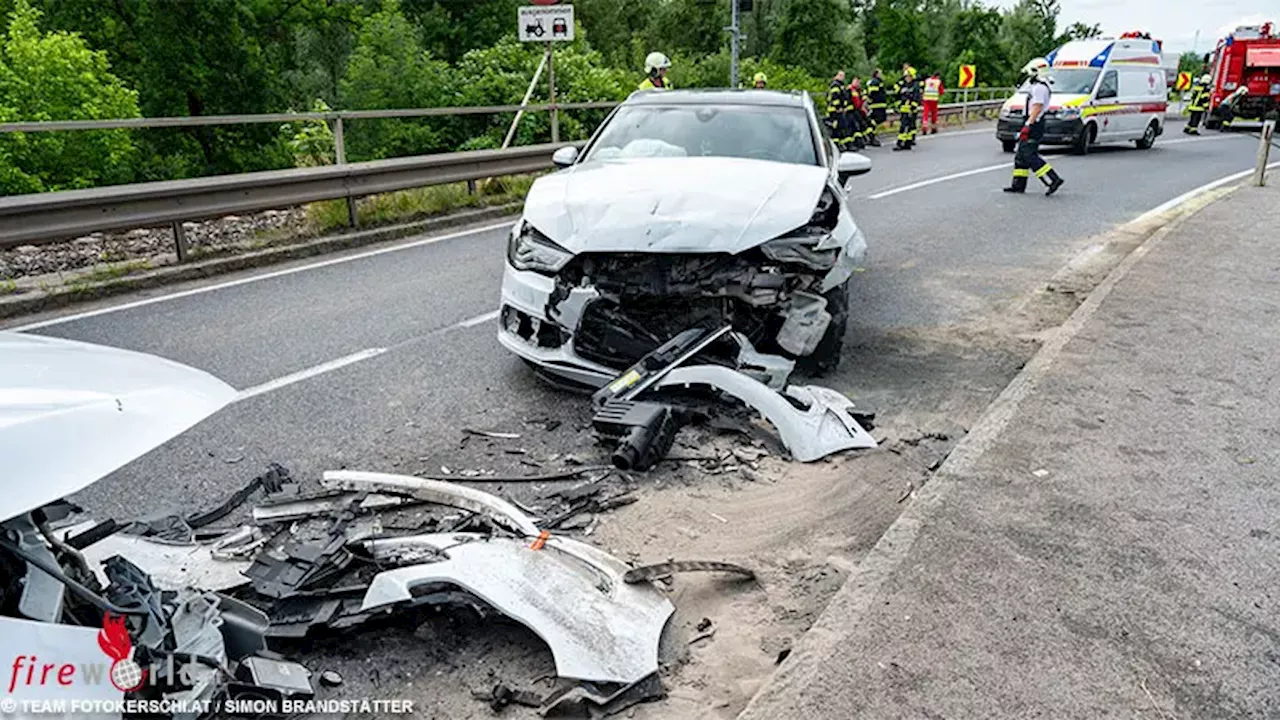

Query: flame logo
(97, 614), (146, 692)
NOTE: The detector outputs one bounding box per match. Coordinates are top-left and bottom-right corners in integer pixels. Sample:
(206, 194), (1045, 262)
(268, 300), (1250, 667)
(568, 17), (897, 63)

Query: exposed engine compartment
(550, 252), (830, 368)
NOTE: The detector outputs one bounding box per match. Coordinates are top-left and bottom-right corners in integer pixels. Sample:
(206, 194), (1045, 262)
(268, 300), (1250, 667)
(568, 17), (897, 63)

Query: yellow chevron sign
(1176, 72), (1191, 91)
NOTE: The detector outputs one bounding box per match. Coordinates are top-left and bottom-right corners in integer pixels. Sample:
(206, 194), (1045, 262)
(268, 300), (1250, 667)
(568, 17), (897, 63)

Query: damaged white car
(499, 89), (871, 387)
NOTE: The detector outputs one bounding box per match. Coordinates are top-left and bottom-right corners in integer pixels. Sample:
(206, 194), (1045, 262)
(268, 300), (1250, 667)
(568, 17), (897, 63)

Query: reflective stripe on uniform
(1035, 164), (1053, 178)
(1012, 168), (1031, 178)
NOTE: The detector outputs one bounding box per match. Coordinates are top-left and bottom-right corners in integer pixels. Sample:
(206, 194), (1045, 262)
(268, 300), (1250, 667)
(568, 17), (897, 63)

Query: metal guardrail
(0, 94), (1011, 259)
(0, 143), (569, 256)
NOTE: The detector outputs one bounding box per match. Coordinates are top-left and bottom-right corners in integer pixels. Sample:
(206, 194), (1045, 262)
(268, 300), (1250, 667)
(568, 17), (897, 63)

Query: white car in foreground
(498, 89), (871, 387)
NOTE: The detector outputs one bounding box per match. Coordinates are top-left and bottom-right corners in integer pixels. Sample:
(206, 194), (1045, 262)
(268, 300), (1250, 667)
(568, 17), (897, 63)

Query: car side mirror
(552, 146), (579, 167)
(836, 151), (872, 184)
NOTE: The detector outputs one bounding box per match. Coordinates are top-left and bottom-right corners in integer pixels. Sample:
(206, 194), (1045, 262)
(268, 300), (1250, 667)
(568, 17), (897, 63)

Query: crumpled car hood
(0, 332), (236, 523)
(522, 157), (829, 254)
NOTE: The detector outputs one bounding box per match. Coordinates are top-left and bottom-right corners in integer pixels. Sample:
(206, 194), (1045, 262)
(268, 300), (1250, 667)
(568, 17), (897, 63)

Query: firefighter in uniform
(849, 78), (879, 147)
(753, 72), (767, 89)
(867, 69), (888, 128)
(826, 70), (855, 150)
(639, 52), (672, 90)
(892, 66), (921, 151)
(1184, 74), (1211, 134)
(1005, 58), (1064, 196)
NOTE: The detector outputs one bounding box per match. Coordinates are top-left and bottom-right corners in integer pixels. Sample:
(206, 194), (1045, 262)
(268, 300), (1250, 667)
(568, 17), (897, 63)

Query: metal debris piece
(696, 617), (713, 632)
(623, 560), (756, 584)
(252, 491), (407, 524)
(243, 508), (361, 599)
(689, 628), (716, 645)
(240, 655), (315, 697)
(474, 683), (546, 711)
(652, 365), (877, 461)
(462, 428), (523, 440)
(361, 534), (674, 685)
(539, 673), (665, 717)
(322, 471), (540, 537)
(186, 463), (294, 529)
(320, 670), (344, 688)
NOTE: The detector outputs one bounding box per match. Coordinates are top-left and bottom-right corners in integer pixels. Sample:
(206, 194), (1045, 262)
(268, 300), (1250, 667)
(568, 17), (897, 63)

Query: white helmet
(1199, 74), (1211, 84)
(1022, 57), (1051, 80)
(645, 52), (672, 73)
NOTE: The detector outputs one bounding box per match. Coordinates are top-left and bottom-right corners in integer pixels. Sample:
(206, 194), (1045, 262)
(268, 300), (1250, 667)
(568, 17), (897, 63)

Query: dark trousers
(1009, 130), (1060, 191)
(897, 110), (916, 146)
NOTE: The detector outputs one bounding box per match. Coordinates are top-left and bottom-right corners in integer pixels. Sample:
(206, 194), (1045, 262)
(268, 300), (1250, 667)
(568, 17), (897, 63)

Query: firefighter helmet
(645, 52), (672, 73)
(1199, 74), (1211, 84)
(753, 72), (767, 86)
(1022, 57), (1051, 80)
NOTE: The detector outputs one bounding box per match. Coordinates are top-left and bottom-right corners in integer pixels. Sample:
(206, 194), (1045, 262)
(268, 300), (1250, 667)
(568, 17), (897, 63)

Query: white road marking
(7, 221), (515, 332)
(457, 309), (499, 327)
(235, 347), (388, 402)
(1136, 160), (1280, 222)
(1158, 134), (1246, 147)
(232, 308), (506, 400)
(867, 162), (1010, 200)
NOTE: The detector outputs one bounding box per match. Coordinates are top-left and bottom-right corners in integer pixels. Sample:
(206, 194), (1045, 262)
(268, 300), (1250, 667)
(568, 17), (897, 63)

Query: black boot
(869, 134), (882, 147)
(892, 140), (907, 151)
(1044, 170), (1064, 196)
(1004, 175), (1028, 193)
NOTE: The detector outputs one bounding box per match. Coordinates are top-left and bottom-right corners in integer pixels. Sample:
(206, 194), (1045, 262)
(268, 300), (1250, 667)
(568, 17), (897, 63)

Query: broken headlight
(759, 189), (840, 269)
(508, 221), (573, 275)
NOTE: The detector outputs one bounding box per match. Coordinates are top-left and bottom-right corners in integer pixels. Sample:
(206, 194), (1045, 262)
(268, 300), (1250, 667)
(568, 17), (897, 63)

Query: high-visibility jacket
(638, 75), (671, 91)
(826, 79), (851, 117)
(867, 77), (887, 110)
(923, 77), (943, 101)
(1187, 80), (1210, 112)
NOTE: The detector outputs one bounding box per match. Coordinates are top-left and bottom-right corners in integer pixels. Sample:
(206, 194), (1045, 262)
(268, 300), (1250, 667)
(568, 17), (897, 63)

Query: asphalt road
(5, 122), (1263, 520)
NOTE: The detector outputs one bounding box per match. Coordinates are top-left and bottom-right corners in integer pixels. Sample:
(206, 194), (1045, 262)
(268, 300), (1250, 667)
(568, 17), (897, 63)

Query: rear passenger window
(1097, 71), (1118, 99)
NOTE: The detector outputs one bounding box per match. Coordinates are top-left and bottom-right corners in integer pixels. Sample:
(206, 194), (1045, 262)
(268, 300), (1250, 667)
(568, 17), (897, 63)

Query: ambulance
(997, 35), (1176, 155)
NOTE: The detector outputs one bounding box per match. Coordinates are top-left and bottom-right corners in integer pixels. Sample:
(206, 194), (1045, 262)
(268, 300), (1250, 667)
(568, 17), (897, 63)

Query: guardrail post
(960, 88), (968, 127)
(333, 117), (346, 165)
(172, 221), (190, 262)
(1256, 118), (1275, 187)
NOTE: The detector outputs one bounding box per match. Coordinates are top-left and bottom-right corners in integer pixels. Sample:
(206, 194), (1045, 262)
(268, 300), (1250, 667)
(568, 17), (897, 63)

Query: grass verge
(304, 175), (538, 234)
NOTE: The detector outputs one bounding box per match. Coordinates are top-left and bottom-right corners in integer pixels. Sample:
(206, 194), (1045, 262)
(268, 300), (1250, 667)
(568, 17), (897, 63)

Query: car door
(1116, 70), (1155, 139)
(1092, 69), (1120, 139)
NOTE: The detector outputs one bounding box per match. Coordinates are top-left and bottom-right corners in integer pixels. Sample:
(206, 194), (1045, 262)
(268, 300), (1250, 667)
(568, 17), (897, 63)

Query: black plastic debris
(622, 560), (756, 584)
(592, 400), (687, 471)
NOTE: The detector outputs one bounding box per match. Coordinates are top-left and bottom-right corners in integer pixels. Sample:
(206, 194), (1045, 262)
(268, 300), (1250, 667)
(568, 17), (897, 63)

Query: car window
(586, 105), (818, 166)
(1097, 70), (1118, 99)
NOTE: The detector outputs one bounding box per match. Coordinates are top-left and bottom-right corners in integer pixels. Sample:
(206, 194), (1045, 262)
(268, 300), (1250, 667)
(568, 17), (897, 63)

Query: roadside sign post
(1256, 118), (1275, 187)
(958, 65), (976, 126)
(517, 4), (573, 146)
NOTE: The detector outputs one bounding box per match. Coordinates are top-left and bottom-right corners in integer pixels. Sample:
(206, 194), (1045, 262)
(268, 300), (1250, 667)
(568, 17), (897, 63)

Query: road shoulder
(741, 182), (1280, 718)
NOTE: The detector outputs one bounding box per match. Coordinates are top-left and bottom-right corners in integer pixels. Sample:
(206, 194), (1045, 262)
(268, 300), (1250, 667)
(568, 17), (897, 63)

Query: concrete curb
(0, 203), (521, 321)
(738, 182), (1239, 718)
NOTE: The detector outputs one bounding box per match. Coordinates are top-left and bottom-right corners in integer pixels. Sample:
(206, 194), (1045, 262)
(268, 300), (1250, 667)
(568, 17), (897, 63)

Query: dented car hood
(522, 157), (829, 254)
(0, 332), (237, 522)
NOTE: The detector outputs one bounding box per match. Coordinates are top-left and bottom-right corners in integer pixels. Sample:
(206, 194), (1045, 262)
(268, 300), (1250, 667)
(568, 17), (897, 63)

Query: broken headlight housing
(759, 189), (839, 270)
(508, 221), (573, 275)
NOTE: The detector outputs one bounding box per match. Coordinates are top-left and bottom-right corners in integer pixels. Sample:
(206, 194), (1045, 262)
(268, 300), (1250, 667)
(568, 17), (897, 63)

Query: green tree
(772, 0), (864, 78)
(339, 0), (455, 160)
(0, 0), (139, 194)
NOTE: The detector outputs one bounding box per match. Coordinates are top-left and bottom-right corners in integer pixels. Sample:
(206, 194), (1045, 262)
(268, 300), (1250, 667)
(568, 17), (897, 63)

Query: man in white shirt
(1005, 58), (1065, 196)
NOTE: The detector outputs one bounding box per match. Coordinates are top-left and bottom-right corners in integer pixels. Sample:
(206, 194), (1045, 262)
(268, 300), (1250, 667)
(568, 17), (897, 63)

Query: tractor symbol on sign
(525, 18), (545, 37)
(552, 17), (568, 36)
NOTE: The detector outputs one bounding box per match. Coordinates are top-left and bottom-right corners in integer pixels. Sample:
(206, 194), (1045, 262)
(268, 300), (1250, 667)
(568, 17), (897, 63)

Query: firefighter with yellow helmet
(752, 72), (767, 89)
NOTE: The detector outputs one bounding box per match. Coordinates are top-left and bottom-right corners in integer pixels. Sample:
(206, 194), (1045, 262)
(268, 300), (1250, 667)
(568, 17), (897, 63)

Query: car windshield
(1020, 68), (1101, 95)
(586, 104), (818, 166)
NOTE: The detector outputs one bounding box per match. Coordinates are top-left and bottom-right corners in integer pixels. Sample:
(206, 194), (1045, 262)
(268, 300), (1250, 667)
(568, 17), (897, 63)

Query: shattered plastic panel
(654, 365), (877, 461)
(0, 332), (236, 523)
(360, 532), (674, 685)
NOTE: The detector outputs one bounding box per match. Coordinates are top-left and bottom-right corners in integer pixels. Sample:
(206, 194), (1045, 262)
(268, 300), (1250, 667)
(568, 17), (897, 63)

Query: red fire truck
(1203, 22), (1280, 129)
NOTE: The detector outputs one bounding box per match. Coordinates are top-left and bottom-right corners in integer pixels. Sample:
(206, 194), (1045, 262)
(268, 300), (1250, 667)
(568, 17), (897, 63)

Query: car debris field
(3, 126), (1266, 718)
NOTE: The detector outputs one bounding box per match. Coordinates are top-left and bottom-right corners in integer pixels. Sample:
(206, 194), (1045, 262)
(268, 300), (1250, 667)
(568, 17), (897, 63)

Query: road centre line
(235, 347), (388, 402)
(867, 163), (1010, 200)
(8, 221), (515, 332)
(233, 308), (501, 401)
(865, 134), (1245, 201)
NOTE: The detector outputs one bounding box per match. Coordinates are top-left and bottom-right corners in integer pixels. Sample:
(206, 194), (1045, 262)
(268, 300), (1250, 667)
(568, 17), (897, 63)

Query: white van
(997, 38), (1173, 154)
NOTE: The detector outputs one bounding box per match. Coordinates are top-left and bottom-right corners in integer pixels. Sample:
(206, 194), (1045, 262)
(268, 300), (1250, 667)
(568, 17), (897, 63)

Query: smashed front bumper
(997, 116), (1085, 145)
(498, 264), (619, 387)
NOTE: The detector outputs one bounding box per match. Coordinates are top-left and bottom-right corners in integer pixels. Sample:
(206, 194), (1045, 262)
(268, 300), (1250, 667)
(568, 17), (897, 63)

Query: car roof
(624, 89), (811, 108)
